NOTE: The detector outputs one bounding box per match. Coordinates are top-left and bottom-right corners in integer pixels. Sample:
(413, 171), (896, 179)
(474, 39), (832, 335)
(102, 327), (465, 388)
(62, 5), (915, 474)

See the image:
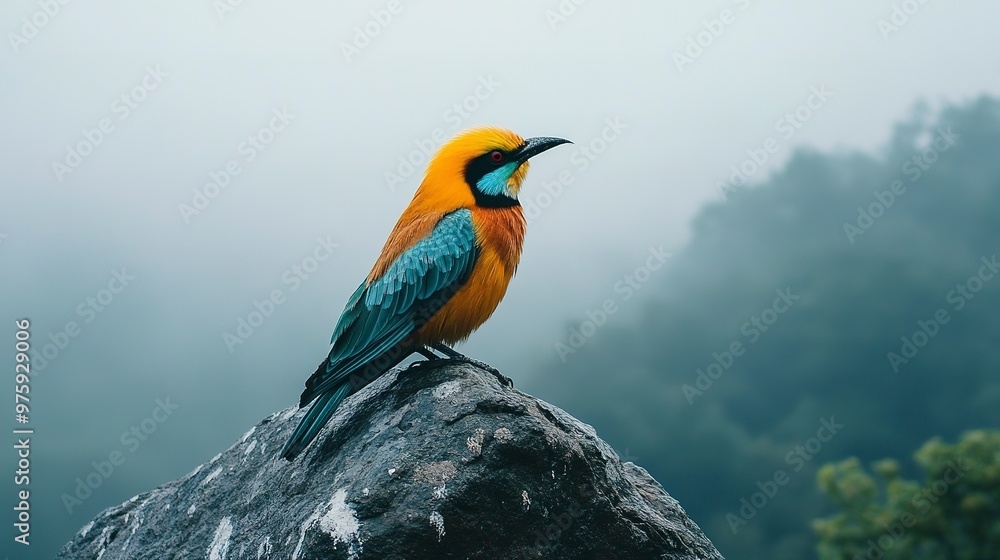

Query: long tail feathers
(281, 383), (353, 461)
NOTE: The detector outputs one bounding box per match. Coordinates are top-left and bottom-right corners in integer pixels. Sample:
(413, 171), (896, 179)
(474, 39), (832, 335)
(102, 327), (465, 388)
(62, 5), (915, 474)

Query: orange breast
(414, 206), (526, 345)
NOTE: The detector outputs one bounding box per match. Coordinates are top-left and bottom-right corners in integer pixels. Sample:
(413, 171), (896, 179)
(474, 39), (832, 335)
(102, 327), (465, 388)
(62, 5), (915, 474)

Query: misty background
(3, 1), (1000, 559)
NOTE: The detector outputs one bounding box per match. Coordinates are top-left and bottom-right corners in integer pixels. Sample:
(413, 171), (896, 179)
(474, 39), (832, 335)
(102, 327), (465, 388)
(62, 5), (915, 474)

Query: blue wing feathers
(286, 209), (481, 459)
(298, 209), (478, 407)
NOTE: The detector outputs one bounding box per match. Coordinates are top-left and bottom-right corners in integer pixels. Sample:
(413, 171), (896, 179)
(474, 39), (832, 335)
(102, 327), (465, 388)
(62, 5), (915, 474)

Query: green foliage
(815, 431), (1000, 560)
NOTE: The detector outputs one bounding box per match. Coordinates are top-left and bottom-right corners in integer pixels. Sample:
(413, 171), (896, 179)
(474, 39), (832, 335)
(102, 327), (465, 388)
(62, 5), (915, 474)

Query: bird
(281, 127), (570, 461)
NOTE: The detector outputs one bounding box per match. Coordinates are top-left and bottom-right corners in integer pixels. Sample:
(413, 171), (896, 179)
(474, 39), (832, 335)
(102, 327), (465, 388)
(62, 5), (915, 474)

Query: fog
(2, 1), (999, 557)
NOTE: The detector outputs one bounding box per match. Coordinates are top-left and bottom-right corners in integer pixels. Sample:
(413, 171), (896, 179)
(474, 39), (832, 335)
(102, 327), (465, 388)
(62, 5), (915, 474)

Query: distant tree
(814, 430), (1000, 560)
(527, 96), (1000, 560)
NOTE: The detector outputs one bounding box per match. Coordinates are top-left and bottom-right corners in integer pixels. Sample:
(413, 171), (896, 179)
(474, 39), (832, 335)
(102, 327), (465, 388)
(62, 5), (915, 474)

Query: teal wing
(297, 208), (479, 406)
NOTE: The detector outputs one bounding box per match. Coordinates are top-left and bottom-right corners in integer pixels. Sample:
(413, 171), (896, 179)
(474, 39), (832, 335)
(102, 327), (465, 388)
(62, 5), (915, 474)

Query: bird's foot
(404, 349), (440, 374)
(430, 343), (514, 388)
(405, 345), (513, 388)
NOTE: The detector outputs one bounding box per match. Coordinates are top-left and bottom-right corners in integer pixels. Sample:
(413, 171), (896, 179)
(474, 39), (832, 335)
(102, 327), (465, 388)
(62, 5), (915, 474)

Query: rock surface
(58, 362), (724, 560)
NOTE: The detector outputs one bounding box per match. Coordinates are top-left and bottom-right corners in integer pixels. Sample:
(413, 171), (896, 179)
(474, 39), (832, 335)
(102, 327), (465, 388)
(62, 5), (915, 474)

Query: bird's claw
(406, 356), (514, 388)
(463, 357), (514, 388)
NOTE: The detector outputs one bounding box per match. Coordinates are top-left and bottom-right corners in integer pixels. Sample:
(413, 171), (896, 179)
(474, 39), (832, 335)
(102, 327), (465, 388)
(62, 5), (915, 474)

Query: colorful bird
(281, 127), (570, 460)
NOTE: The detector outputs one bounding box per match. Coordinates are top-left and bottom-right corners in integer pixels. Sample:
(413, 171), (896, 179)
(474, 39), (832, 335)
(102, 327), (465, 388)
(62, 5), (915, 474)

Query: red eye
(490, 150), (504, 163)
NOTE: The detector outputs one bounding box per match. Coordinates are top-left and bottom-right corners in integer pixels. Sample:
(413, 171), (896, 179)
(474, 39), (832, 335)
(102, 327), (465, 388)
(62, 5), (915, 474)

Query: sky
(2, 0), (1000, 557)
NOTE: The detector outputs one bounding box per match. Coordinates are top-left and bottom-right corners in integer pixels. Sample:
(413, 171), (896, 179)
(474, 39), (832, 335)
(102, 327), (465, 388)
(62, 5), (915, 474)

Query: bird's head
(417, 127), (570, 209)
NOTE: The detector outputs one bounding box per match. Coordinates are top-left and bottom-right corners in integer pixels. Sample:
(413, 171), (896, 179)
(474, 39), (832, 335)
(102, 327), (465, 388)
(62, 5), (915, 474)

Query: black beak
(514, 136), (572, 163)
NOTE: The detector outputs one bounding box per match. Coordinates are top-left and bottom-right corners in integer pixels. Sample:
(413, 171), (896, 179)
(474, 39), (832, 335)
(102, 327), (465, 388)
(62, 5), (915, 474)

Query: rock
(57, 362), (724, 560)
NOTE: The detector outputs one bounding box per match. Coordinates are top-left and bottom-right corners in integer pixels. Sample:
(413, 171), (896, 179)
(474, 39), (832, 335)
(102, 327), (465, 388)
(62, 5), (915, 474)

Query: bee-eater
(281, 127), (570, 461)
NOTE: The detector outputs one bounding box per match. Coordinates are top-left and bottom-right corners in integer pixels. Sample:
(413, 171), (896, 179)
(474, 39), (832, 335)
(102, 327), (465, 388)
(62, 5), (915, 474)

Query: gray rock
(58, 362), (724, 560)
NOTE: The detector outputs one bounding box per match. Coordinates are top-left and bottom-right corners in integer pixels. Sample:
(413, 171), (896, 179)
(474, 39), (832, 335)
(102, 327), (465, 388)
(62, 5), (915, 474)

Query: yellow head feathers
(410, 126), (570, 211)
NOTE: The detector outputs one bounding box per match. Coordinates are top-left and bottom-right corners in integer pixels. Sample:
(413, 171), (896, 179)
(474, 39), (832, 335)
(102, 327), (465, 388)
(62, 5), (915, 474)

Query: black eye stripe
(463, 146), (523, 208)
(464, 146), (520, 188)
